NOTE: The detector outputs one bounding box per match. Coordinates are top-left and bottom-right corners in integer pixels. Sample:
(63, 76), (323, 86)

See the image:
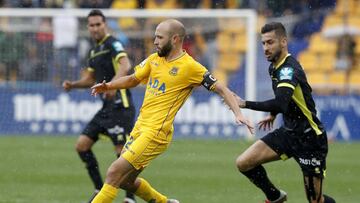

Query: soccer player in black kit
(62, 10), (136, 203)
(235, 22), (336, 203)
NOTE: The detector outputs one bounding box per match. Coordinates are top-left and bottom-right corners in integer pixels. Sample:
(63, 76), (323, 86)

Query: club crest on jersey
(279, 67), (294, 80)
(169, 67), (179, 76)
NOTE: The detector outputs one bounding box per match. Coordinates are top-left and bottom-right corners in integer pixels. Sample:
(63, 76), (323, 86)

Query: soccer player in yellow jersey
(90, 19), (254, 203)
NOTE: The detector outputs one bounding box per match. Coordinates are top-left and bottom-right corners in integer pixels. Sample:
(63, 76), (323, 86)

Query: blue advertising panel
(315, 96), (360, 141)
(1, 85), (359, 140)
(0, 85), (251, 139)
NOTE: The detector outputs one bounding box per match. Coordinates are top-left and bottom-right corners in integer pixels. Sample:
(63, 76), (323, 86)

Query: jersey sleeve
(187, 61), (208, 84)
(276, 66), (299, 90)
(188, 61), (217, 91)
(133, 56), (152, 84)
(110, 40), (127, 61)
(86, 49), (95, 72)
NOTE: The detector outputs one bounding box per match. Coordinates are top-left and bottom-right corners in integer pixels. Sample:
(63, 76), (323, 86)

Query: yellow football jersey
(133, 51), (209, 140)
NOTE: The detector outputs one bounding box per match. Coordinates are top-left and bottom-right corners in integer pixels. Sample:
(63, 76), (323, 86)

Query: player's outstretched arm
(213, 82), (254, 134)
(91, 74), (140, 96)
(62, 70), (95, 91)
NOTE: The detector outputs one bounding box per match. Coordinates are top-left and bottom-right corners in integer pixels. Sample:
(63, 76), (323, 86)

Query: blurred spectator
(335, 34), (356, 71)
(35, 18), (54, 81)
(111, 0), (139, 30)
(177, 0), (201, 8)
(40, 0), (65, 8)
(145, 0), (178, 9)
(52, 14), (79, 84)
(183, 26), (211, 68)
(18, 0), (35, 7)
(18, 44), (46, 81)
(207, 0), (239, 9)
(0, 31), (25, 81)
(76, 0), (112, 8)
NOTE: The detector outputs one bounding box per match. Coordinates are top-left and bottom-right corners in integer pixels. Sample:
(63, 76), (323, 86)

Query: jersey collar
(97, 34), (110, 45)
(166, 50), (187, 63)
(274, 53), (291, 69)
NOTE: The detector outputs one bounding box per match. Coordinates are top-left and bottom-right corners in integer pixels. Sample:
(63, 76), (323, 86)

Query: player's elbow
(213, 82), (227, 96)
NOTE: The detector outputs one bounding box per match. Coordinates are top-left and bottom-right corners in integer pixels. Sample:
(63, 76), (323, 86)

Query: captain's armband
(201, 71), (217, 91)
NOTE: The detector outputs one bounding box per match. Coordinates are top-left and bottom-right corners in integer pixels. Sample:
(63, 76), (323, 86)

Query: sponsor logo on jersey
(279, 67), (294, 80)
(148, 77), (166, 94)
(112, 41), (124, 52)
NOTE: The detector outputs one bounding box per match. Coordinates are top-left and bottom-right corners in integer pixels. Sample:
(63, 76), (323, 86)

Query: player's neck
(274, 50), (289, 67)
(165, 48), (184, 62)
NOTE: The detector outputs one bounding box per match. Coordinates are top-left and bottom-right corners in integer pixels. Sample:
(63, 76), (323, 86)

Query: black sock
(323, 194), (336, 203)
(241, 165), (280, 201)
(78, 150), (103, 190)
(126, 190), (135, 199)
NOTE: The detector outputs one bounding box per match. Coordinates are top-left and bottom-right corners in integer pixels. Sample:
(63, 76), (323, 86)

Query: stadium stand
(3, 0), (360, 96)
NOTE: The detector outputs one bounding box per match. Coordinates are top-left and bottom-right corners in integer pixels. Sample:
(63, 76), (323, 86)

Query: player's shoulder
(105, 35), (125, 52)
(283, 55), (302, 69)
(181, 53), (204, 68)
(278, 56), (301, 72)
(147, 53), (161, 63)
(275, 56), (301, 80)
(137, 53), (159, 67)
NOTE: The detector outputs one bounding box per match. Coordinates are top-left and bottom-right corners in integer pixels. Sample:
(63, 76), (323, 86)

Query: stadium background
(0, 0), (360, 202)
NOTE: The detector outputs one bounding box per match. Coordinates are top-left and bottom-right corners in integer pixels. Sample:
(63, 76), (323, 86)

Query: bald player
(90, 19), (254, 203)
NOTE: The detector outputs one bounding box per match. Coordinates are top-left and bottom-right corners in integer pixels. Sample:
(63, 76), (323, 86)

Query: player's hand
(258, 114), (275, 131)
(91, 80), (109, 96)
(62, 80), (73, 92)
(235, 115), (255, 134)
(104, 89), (116, 100)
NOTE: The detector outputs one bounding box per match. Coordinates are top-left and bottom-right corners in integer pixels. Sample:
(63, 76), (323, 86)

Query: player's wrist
(107, 81), (113, 90)
(68, 81), (74, 89)
(239, 100), (246, 108)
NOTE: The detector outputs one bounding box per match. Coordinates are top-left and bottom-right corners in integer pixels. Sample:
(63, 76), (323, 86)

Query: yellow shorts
(122, 127), (173, 170)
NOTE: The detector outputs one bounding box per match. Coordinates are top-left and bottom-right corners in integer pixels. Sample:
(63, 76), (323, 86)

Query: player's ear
(172, 34), (179, 43)
(281, 37), (287, 48)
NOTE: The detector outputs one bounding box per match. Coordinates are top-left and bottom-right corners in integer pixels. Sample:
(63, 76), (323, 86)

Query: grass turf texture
(0, 136), (359, 203)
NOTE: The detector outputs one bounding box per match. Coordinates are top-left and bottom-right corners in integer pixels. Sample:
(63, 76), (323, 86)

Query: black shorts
(82, 105), (135, 146)
(261, 127), (328, 178)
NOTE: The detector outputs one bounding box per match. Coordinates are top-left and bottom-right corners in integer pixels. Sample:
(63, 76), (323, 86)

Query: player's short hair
(87, 9), (106, 22)
(261, 22), (287, 38)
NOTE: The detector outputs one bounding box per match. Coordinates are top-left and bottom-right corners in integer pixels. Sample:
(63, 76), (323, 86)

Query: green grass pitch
(0, 136), (359, 203)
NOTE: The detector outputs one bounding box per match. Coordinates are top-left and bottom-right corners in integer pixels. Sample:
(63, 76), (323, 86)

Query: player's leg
(298, 131), (335, 203)
(76, 135), (103, 192)
(236, 129), (288, 202)
(120, 132), (170, 203)
(77, 114), (105, 202)
(114, 143), (136, 203)
(109, 106), (137, 203)
(92, 130), (173, 203)
(303, 176), (335, 203)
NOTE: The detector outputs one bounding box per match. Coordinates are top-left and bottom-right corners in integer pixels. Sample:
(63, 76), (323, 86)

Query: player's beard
(267, 48), (282, 63)
(157, 40), (172, 57)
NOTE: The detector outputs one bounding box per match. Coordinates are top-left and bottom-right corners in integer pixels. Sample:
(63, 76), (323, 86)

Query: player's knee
(118, 179), (133, 191)
(75, 136), (93, 152)
(236, 155), (251, 172)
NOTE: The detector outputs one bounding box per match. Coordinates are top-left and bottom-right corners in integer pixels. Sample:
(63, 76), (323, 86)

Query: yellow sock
(135, 178), (167, 203)
(91, 183), (119, 203)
